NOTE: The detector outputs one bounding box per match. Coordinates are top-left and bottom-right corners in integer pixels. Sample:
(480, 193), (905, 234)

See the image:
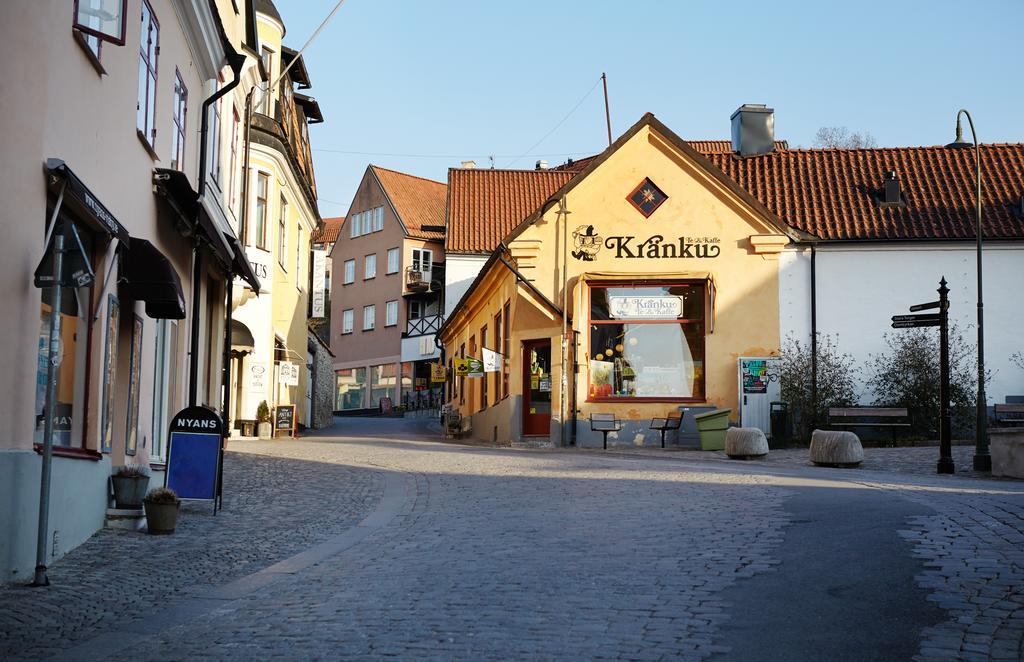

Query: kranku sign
(609, 295), (682, 319)
(571, 225), (721, 261)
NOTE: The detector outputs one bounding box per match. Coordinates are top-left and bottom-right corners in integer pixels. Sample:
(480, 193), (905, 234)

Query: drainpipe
(557, 196), (572, 447)
(189, 52), (245, 408)
(810, 244), (818, 428)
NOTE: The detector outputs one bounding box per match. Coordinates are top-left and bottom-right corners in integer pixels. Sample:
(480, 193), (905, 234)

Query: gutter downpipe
(557, 197), (572, 447)
(190, 51), (246, 408)
(810, 244), (818, 429)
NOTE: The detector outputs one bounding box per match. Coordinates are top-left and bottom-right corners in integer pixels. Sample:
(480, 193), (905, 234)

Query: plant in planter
(110, 464), (151, 509)
(256, 400), (272, 439)
(143, 487), (181, 535)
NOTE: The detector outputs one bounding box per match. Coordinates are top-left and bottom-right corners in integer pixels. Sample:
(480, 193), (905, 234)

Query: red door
(522, 340), (552, 436)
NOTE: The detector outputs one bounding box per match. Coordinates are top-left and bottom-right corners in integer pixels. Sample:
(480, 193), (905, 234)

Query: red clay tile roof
(371, 166), (447, 241)
(313, 216), (345, 244)
(446, 169), (575, 253)
(705, 144), (1024, 240)
(689, 139), (789, 154)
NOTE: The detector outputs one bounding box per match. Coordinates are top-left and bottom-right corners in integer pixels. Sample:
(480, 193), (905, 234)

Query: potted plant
(111, 464), (150, 509)
(256, 400), (272, 439)
(143, 487), (181, 534)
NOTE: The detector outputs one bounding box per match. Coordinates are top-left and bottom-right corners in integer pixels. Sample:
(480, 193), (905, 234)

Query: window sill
(136, 130), (159, 161)
(149, 462), (167, 471)
(362, 328), (375, 332)
(364, 277), (376, 281)
(72, 29), (105, 76)
(33, 444), (102, 462)
(385, 323), (397, 328)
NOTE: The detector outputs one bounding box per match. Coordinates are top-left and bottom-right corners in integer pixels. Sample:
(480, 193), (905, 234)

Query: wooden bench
(828, 407), (910, 446)
(994, 404), (1024, 427)
(590, 413), (622, 449)
(649, 412), (683, 449)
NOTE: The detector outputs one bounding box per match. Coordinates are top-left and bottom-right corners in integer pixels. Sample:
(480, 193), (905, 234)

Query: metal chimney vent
(730, 104), (775, 157)
(883, 170), (901, 205)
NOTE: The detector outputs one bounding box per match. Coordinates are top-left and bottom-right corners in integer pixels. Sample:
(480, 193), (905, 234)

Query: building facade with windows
(439, 111), (1024, 448)
(0, 0), (261, 581)
(329, 166), (447, 411)
(228, 0), (324, 435)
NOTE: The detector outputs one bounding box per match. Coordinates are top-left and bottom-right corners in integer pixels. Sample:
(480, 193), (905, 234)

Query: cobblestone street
(2, 417), (1023, 660)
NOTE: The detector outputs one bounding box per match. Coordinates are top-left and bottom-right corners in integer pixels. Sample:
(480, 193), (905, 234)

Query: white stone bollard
(725, 427), (769, 459)
(809, 429), (864, 468)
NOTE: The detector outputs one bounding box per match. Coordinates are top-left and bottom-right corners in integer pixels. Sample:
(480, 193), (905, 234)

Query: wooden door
(522, 340), (552, 436)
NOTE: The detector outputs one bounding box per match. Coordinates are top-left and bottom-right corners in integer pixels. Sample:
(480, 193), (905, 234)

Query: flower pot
(257, 421), (272, 439)
(111, 475), (150, 509)
(143, 499), (180, 534)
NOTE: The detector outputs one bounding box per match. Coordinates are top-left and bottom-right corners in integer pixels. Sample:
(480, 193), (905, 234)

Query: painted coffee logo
(571, 228), (721, 260)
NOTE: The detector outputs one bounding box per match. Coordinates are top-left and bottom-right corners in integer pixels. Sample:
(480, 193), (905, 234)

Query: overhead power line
(311, 149), (598, 160)
(505, 76), (603, 168)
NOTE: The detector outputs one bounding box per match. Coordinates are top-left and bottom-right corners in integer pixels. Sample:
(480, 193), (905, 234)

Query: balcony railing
(404, 314), (442, 338)
(404, 263), (444, 294)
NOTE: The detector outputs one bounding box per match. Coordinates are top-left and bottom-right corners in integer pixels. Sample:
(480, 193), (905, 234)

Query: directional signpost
(891, 278), (952, 474)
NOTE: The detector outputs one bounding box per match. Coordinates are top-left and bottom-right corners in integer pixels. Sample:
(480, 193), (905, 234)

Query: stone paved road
(3, 417), (1023, 661)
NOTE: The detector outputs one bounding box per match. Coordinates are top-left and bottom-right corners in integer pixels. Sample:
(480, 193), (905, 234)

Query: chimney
(461, 160), (476, 169)
(730, 104), (775, 157)
(535, 159), (549, 170)
(883, 170), (901, 205)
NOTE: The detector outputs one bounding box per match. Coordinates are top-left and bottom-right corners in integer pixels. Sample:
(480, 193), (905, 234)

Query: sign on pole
(166, 406), (224, 511)
(311, 249), (326, 317)
(891, 313), (940, 328)
(454, 357), (484, 378)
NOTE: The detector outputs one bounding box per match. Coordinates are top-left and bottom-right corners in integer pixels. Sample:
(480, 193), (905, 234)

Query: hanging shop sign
(609, 295), (682, 320)
(430, 362), (446, 383)
(482, 347), (502, 372)
(278, 361), (300, 386)
(311, 249), (327, 317)
(571, 225), (721, 261)
(454, 357), (484, 378)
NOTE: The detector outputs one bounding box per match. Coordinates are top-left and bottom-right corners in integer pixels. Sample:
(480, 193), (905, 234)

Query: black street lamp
(945, 109), (990, 471)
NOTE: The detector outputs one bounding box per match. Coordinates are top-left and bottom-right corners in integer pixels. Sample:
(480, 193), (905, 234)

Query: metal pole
(559, 197), (570, 447)
(33, 233), (65, 587)
(957, 109), (991, 472)
(601, 73), (612, 147)
(188, 248), (203, 407)
(937, 277), (954, 474)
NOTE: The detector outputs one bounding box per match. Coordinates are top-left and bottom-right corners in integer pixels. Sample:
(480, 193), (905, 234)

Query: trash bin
(770, 402), (791, 447)
(694, 409), (732, 450)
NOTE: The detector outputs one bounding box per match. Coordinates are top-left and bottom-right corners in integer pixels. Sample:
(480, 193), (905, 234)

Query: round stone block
(809, 429), (864, 468)
(725, 427), (769, 459)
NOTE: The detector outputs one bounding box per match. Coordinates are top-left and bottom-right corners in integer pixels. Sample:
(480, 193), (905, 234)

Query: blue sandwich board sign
(166, 406), (223, 512)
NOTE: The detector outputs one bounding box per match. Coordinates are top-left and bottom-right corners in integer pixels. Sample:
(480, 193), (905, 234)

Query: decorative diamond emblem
(627, 178), (668, 218)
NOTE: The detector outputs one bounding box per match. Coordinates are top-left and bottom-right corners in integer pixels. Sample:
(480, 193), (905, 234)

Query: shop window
(335, 367), (365, 409)
(588, 282), (705, 401)
(136, 0), (159, 149)
(370, 363), (395, 407)
(150, 318), (177, 463)
(124, 314), (144, 455)
(34, 223), (96, 449)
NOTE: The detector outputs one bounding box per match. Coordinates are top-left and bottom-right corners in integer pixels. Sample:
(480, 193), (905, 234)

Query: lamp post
(945, 109), (990, 471)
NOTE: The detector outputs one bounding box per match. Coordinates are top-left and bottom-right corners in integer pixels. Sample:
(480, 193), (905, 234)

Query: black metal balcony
(403, 314), (442, 338)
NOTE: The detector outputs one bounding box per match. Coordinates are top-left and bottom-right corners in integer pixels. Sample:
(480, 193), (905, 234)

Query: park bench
(649, 411), (683, 448)
(994, 403), (1024, 427)
(828, 407), (910, 446)
(590, 413), (622, 449)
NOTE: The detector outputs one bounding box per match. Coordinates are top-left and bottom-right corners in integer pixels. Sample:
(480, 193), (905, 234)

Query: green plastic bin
(694, 408), (732, 450)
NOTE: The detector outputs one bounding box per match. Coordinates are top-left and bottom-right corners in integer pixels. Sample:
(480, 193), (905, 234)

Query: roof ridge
(774, 143), (1024, 155)
(370, 164), (447, 187)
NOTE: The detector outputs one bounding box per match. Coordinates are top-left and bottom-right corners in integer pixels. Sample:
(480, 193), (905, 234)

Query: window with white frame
(253, 171), (269, 248)
(364, 254), (376, 279)
(373, 207), (383, 232)
(385, 300), (398, 327)
(150, 318), (177, 462)
(347, 207), (384, 238)
(349, 215), (358, 238)
(258, 47), (273, 115)
(409, 300), (423, 319)
(210, 78), (222, 184)
(341, 308), (354, 334)
(136, 0), (159, 148)
(170, 70), (187, 170)
(412, 248), (432, 275)
(343, 259), (355, 284)
(363, 304), (375, 331)
(277, 194), (287, 268)
(295, 225), (302, 288)
(386, 247), (399, 274)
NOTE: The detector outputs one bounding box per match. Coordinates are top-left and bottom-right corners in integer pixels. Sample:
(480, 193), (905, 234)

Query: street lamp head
(946, 117), (972, 149)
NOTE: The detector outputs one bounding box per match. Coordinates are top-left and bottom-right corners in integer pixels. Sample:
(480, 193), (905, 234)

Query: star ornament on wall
(628, 178), (668, 218)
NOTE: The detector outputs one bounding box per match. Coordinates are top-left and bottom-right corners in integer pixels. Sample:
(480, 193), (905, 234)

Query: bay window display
(588, 282), (705, 401)
(370, 363), (396, 406)
(335, 367), (366, 410)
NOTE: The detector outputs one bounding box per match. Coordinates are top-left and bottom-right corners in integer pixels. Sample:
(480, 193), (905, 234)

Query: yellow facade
(441, 117), (790, 446)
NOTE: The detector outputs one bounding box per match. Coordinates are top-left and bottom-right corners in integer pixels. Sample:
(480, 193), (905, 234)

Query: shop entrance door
(522, 340), (552, 436)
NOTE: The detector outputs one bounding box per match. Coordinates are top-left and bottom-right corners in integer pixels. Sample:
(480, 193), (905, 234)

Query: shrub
(256, 400), (271, 423)
(144, 487), (179, 504)
(114, 464), (150, 477)
(864, 324), (987, 437)
(779, 334), (860, 443)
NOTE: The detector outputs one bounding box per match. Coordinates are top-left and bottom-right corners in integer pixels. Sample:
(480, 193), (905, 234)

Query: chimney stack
(461, 160), (476, 169)
(535, 159), (549, 170)
(731, 104), (775, 157)
(883, 170), (902, 205)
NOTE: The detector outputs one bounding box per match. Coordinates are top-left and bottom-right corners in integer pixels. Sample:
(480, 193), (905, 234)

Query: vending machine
(737, 357), (781, 437)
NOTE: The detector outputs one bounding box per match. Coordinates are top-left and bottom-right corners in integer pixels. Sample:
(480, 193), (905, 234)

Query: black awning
(153, 168), (233, 265)
(120, 238), (186, 319)
(224, 231), (261, 292)
(45, 159), (130, 244)
(231, 319), (255, 349)
(293, 93), (323, 124)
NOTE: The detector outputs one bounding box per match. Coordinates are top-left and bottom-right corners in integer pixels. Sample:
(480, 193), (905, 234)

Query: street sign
(909, 300), (941, 312)
(891, 313), (940, 328)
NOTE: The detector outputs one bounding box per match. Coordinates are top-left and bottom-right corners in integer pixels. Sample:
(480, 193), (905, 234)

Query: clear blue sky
(275, 0), (1024, 218)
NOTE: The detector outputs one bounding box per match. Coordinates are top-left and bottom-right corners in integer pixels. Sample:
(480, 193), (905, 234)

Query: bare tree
(813, 126), (878, 149)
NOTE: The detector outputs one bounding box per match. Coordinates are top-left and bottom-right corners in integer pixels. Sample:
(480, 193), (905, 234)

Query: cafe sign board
(609, 295), (682, 319)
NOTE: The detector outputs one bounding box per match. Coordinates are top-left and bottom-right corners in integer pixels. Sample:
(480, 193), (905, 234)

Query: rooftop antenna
(602, 72), (612, 146)
(489, 155), (495, 169)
